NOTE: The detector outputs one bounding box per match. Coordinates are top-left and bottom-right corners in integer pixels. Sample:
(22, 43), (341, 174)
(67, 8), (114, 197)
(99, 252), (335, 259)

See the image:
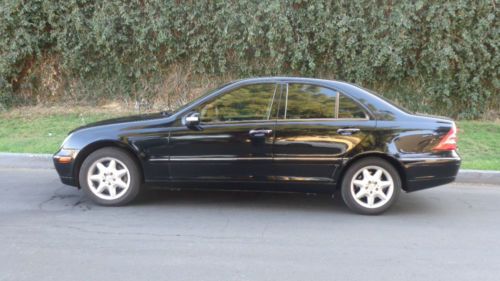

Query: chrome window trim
(265, 84), (278, 120)
(150, 156), (342, 162)
(151, 156), (459, 162)
(284, 83), (289, 119)
(399, 157), (460, 162)
(275, 117), (370, 122)
(192, 119), (278, 126)
(335, 91), (340, 119)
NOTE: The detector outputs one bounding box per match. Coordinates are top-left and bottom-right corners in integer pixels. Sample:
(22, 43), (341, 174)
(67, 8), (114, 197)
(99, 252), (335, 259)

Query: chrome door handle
(249, 129), (273, 137)
(337, 128), (360, 135)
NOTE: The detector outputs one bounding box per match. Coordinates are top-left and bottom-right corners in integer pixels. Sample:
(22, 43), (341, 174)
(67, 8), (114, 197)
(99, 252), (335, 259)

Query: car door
(272, 82), (376, 183)
(167, 82), (281, 182)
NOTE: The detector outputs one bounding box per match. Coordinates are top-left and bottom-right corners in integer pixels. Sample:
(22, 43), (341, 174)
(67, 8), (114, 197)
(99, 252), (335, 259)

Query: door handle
(337, 128), (360, 135)
(249, 129), (273, 137)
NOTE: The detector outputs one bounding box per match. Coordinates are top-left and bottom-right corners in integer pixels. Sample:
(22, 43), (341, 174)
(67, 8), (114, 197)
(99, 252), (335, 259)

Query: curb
(0, 152), (53, 170)
(0, 152), (52, 158)
(1, 152), (499, 185)
(455, 170), (500, 186)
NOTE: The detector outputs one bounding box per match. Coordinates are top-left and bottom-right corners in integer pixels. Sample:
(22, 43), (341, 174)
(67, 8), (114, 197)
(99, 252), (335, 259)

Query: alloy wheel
(87, 157), (131, 200)
(350, 165), (394, 209)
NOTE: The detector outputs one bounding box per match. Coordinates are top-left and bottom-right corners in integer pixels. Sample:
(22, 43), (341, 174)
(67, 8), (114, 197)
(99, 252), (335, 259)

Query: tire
(340, 157), (401, 215)
(79, 147), (142, 206)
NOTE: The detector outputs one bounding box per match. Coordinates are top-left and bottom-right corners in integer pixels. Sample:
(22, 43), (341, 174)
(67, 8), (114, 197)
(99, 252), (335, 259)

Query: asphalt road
(1, 165), (499, 281)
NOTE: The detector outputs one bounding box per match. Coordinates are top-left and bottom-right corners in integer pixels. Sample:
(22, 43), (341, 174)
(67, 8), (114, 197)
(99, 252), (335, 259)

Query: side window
(338, 94), (368, 119)
(199, 83), (277, 123)
(285, 84), (337, 119)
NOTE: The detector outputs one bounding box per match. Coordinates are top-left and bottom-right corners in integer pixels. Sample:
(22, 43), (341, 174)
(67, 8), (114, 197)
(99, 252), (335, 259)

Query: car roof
(231, 77), (373, 97)
(232, 76), (349, 86)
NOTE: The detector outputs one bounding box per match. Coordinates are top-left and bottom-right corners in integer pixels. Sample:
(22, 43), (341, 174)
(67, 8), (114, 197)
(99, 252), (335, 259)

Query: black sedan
(53, 77), (461, 214)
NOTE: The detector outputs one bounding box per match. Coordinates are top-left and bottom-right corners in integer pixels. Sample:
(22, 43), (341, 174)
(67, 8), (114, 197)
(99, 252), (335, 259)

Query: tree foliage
(0, 0), (498, 118)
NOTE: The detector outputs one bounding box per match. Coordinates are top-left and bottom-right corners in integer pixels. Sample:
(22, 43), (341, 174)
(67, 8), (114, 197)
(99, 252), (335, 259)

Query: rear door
(272, 82), (376, 183)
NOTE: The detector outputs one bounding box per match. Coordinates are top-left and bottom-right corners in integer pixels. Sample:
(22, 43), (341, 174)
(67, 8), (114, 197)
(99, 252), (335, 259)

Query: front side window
(198, 83), (277, 123)
(285, 84), (337, 119)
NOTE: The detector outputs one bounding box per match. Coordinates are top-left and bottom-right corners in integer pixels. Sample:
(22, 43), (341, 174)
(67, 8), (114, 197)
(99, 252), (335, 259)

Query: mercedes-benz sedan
(54, 77), (461, 214)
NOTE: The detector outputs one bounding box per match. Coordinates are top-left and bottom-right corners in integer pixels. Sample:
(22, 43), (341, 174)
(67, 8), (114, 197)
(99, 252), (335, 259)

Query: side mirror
(183, 112), (200, 127)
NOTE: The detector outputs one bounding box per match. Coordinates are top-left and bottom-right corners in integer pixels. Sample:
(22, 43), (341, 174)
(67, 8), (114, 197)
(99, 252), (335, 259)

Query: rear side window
(338, 94), (368, 119)
(285, 84), (337, 119)
(198, 83), (277, 123)
(280, 83), (368, 120)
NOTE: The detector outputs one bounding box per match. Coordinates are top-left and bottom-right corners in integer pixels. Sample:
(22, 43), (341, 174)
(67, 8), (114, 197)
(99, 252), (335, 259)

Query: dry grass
(8, 57), (238, 115)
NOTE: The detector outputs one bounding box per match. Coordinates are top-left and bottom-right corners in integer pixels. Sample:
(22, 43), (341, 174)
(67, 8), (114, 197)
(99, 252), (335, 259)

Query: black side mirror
(182, 112), (201, 128)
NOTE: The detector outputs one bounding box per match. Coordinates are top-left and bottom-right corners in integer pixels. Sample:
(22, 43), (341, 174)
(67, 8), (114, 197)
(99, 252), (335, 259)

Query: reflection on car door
(272, 83), (376, 184)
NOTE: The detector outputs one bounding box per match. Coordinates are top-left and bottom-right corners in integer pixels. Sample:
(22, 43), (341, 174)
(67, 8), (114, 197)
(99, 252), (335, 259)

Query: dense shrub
(0, 0), (498, 118)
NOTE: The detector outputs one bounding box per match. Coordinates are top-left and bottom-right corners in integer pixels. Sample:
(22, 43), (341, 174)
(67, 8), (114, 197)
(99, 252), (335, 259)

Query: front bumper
(53, 148), (80, 187)
(400, 153), (461, 192)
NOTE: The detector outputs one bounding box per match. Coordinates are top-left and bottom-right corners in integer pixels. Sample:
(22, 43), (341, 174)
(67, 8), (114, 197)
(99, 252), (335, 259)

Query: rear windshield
(362, 87), (414, 114)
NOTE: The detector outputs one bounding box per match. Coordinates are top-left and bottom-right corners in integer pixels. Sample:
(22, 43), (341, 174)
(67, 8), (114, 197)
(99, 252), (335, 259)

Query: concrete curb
(1, 152), (499, 185)
(455, 170), (500, 186)
(0, 152), (52, 158)
(0, 152), (53, 170)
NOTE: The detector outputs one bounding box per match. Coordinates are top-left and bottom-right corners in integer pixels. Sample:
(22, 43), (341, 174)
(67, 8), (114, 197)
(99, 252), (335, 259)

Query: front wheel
(79, 147), (142, 206)
(341, 158), (401, 215)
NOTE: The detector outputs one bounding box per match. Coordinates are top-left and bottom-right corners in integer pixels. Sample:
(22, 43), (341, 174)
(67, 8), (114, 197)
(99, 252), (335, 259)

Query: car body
(53, 77), (461, 214)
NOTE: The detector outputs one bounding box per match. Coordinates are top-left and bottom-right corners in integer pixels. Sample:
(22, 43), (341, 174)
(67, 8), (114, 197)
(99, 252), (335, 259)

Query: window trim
(198, 82), (279, 125)
(284, 83), (289, 119)
(280, 82), (371, 121)
(265, 84), (278, 120)
(335, 91), (340, 119)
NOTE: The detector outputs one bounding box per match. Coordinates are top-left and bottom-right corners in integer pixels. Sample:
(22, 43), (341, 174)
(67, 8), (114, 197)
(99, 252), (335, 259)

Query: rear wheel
(79, 147), (142, 206)
(341, 158), (401, 215)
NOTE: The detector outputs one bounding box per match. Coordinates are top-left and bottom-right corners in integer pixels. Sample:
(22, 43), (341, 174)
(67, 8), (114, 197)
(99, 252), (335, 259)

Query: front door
(168, 82), (280, 182)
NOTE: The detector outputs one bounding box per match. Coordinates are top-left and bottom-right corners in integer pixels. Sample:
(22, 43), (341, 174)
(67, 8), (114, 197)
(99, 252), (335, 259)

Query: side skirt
(144, 180), (337, 194)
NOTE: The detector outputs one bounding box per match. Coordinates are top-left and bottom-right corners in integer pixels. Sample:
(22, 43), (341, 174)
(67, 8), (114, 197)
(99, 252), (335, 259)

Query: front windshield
(173, 82), (235, 113)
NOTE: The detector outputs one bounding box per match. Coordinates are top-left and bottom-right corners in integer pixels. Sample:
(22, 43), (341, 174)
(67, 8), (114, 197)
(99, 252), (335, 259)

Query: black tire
(340, 157), (401, 215)
(79, 147), (142, 206)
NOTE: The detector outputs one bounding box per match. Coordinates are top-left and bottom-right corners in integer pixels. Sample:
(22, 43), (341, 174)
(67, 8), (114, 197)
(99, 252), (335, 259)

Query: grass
(456, 121), (500, 170)
(0, 106), (135, 154)
(0, 107), (499, 170)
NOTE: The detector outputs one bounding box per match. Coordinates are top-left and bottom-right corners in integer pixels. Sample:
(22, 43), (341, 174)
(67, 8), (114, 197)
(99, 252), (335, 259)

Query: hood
(70, 112), (169, 133)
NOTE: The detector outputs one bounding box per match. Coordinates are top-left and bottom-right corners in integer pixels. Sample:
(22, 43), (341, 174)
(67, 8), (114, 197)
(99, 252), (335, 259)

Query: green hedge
(1, 0), (498, 118)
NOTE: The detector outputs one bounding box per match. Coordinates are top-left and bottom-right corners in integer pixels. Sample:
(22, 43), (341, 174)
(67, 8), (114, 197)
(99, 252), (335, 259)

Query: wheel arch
(73, 140), (144, 188)
(336, 152), (408, 191)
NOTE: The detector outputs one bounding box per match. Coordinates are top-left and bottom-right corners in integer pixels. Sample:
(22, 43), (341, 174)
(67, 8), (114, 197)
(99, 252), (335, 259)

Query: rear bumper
(400, 154), (461, 192)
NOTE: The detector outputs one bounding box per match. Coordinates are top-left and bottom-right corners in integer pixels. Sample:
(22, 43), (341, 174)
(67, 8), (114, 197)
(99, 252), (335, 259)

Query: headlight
(54, 148), (79, 164)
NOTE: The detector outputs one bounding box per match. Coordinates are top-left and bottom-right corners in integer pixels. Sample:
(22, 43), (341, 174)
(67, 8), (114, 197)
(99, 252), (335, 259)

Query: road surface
(1, 164), (499, 281)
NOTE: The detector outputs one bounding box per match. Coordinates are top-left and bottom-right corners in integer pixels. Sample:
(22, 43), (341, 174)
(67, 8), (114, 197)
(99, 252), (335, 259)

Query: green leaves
(0, 0), (498, 119)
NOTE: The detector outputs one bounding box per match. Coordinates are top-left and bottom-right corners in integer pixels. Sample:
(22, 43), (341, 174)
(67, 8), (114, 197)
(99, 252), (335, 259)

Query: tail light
(433, 123), (458, 151)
